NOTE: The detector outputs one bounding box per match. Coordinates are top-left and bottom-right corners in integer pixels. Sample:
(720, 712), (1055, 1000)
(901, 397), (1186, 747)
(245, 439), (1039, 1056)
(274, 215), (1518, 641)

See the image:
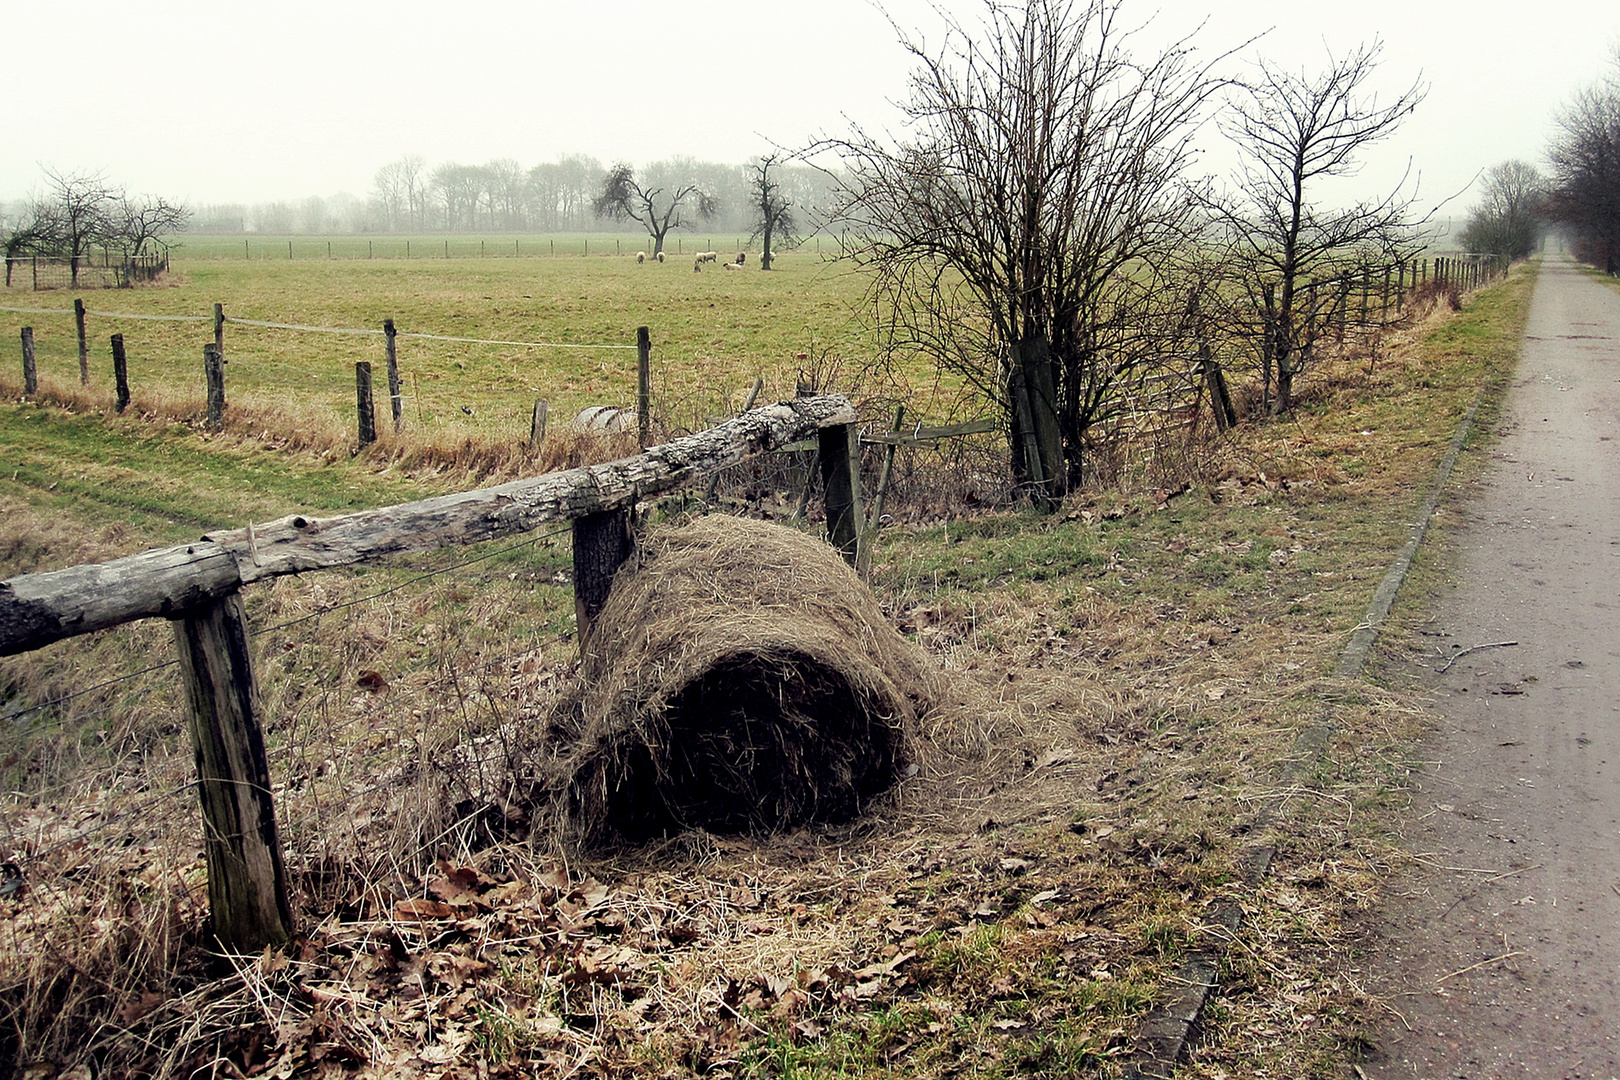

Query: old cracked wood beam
(0, 394), (855, 655)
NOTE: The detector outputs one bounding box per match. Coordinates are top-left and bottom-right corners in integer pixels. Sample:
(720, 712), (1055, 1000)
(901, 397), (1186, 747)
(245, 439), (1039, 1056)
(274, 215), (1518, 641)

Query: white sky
(5, 0), (1618, 216)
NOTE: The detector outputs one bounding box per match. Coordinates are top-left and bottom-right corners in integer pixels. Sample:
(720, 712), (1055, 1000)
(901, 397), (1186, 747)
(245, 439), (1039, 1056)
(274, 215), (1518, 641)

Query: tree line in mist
(183, 155), (840, 238)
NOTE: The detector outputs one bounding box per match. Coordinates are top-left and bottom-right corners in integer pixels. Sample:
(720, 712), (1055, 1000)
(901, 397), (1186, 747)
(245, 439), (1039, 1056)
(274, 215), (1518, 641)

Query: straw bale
(542, 515), (939, 847)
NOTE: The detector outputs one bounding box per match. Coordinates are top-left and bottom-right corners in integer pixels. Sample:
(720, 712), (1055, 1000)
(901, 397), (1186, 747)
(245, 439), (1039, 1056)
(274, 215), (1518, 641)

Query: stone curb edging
(1118, 383), (1492, 1078)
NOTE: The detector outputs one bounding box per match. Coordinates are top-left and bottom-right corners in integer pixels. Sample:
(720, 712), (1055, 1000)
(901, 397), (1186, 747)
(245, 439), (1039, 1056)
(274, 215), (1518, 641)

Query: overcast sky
(5, 0), (1617, 216)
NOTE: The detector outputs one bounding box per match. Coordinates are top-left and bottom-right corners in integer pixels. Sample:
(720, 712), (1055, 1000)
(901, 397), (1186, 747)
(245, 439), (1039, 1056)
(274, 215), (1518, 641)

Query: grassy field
(2, 247), (956, 464)
(174, 232), (843, 262)
(0, 253), (1538, 1078)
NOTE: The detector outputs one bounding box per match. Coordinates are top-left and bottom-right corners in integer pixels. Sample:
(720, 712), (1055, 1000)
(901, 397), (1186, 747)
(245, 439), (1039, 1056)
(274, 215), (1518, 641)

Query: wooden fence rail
(0, 393), (860, 952)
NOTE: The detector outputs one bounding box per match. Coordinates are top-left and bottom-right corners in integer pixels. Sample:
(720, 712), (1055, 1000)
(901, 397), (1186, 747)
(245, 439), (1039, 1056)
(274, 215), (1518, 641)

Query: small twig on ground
(1436, 640), (1518, 673)
(1434, 950), (1523, 985)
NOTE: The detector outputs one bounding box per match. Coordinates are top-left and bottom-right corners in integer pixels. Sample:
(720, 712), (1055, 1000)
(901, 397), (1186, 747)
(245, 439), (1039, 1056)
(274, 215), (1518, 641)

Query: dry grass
(0, 265), (1536, 1078)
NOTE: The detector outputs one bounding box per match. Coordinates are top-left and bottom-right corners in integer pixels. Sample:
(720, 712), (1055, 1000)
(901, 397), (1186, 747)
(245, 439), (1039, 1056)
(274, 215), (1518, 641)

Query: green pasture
(174, 232), (845, 262)
(0, 249), (948, 447)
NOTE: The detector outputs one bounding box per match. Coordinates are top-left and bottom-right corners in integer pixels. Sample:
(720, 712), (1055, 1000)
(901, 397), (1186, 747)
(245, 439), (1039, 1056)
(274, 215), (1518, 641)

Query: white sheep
(656, 250), (666, 263)
(696, 251), (718, 263)
(724, 262), (743, 271)
(636, 251), (646, 264)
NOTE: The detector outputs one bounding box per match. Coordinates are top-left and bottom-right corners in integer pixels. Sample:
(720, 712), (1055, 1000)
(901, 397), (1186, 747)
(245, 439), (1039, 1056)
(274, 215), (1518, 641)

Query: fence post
(356, 361), (377, 447)
(74, 298), (89, 385)
(572, 507), (634, 648)
(111, 333), (130, 413)
(214, 303), (225, 358)
(171, 590), (293, 953)
(529, 399), (549, 449)
(384, 318), (402, 432)
(819, 421), (864, 566)
(204, 343), (226, 429)
(21, 327), (37, 397)
(636, 326), (652, 448)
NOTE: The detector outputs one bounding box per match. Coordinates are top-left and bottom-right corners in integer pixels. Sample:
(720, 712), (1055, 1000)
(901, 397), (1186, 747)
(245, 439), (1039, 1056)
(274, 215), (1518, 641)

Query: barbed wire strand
(2, 525), (573, 731)
(255, 524), (571, 636)
(4, 305), (637, 349)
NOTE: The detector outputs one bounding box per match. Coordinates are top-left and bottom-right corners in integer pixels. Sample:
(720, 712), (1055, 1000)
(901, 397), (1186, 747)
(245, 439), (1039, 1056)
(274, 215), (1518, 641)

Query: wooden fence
(0, 394), (861, 953)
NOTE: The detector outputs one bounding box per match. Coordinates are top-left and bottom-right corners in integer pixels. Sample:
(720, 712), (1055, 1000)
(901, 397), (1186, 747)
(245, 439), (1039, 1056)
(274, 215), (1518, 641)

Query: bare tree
(1547, 56), (1620, 274)
(114, 193), (189, 257)
(43, 167), (119, 286)
(1459, 160), (1544, 262)
(1213, 43), (1426, 413)
(748, 154), (797, 269)
(430, 163), (485, 231)
(819, 0), (1226, 497)
(3, 199), (60, 287)
(483, 158), (529, 230)
(593, 162), (717, 257)
(372, 157), (418, 231)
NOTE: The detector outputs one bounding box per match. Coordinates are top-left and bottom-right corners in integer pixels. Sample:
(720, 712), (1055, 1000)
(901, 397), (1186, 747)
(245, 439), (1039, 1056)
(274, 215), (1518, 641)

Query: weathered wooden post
(819, 420), (863, 566)
(214, 303), (225, 359)
(356, 361), (377, 448)
(204, 343), (226, 429)
(21, 327), (37, 397)
(384, 318), (402, 433)
(573, 507), (634, 648)
(529, 399), (549, 450)
(74, 298), (89, 385)
(171, 591), (293, 953)
(111, 333), (130, 413)
(636, 326), (652, 448)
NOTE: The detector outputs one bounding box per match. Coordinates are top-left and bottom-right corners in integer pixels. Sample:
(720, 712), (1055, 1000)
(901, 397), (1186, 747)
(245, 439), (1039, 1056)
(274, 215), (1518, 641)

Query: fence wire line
(228, 316), (636, 350)
(87, 310), (213, 323)
(3, 304), (637, 349)
(8, 781), (198, 867)
(0, 304), (74, 316)
(2, 525), (571, 730)
(255, 524), (572, 636)
(3, 658), (179, 728)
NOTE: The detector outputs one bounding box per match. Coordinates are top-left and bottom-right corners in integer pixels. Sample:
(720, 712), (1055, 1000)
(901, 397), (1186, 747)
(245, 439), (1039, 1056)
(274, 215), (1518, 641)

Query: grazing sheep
(736, 252), (746, 265)
(696, 251), (718, 263)
(656, 251), (666, 263)
(636, 251), (646, 264)
(572, 405), (636, 433)
(693, 258), (703, 272)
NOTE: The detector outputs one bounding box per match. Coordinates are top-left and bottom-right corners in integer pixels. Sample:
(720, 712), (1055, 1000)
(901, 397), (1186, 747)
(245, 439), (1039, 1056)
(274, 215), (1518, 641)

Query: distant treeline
(189, 156), (841, 238)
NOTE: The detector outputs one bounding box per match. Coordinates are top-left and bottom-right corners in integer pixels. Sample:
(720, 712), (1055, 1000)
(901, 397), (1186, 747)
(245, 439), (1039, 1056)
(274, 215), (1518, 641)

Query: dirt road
(1363, 255), (1620, 1078)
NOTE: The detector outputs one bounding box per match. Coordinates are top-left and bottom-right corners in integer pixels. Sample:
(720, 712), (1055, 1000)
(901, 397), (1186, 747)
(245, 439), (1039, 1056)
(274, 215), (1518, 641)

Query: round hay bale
(545, 515), (937, 847)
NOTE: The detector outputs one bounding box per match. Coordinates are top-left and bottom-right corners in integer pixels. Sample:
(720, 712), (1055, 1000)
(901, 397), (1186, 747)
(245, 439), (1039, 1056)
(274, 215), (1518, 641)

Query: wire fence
(2, 522), (580, 892)
(0, 299), (647, 448)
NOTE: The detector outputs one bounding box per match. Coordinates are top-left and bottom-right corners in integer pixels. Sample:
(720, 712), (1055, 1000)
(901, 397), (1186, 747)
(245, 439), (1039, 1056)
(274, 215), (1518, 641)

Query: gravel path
(1364, 255), (1620, 1078)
